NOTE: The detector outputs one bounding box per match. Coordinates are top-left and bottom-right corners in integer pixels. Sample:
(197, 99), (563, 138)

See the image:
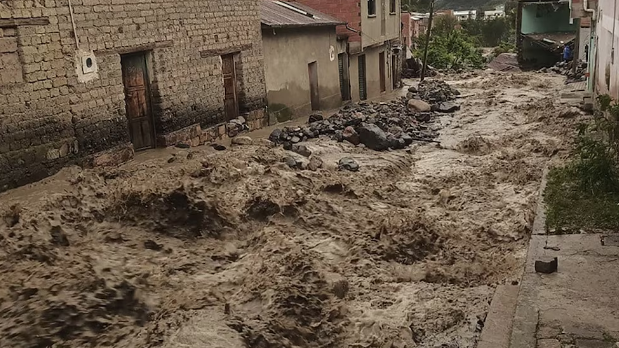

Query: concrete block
(535, 257), (558, 274)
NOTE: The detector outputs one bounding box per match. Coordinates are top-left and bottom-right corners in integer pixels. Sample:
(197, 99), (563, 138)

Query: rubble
(338, 157), (359, 172)
(231, 136), (253, 145)
(268, 81), (461, 153)
(402, 57), (437, 78)
(227, 116), (249, 137)
(488, 53), (521, 72)
(416, 80), (461, 104)
(541, 60), (587, 82)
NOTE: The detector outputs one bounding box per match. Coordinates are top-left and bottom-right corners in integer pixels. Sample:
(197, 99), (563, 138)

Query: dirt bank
(0, 71), (587, 348)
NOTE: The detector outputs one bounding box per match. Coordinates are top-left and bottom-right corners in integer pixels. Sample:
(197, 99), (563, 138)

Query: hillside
(436, 0), (505, 10)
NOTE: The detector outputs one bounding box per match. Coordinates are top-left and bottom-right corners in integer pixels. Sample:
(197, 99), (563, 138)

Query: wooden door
(308, 61), (320, 110)
(121, 53), (155, 151)
(338, 53), (351, 101)
(222, 54), (238, 121)
(379, 52), (386, 93)
(358, 55), (367, 100)
(392, 54), (398, 89)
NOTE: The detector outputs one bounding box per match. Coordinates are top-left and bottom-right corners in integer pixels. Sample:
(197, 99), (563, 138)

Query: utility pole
(420, 0), (435, 82)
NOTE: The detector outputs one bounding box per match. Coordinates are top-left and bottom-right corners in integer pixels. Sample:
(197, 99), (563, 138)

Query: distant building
(516, 0), (578, 68)
(260, 1), (345, 122)
(285, 0), (403, 102)
(401, 12), (428, 59)
(484, 9), (506, 19)
(453, 10), (477, 21)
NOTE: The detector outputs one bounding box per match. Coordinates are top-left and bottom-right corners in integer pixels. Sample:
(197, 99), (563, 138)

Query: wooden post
(420, 0), (435, 82)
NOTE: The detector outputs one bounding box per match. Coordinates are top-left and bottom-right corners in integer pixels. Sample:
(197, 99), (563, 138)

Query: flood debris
(338, 157), (359, 172)
(0, 71), (583, 348)
(270, 81), (462, 151)
(540, 60), (587, 82)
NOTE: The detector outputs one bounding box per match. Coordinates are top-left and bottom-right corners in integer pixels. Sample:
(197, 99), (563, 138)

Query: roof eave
(261, 22), (345, 29)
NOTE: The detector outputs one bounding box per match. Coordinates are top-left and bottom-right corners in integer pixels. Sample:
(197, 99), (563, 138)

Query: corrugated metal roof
(261, 1), (345, 28)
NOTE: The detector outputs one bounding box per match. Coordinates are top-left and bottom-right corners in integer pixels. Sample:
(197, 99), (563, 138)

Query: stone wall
(0, 0), (267, 191)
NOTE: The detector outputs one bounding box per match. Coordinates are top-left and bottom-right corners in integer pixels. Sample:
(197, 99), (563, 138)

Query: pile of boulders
(541, 60), (587, 82)
(268, 80), (461, 153)
(408, 80), (461, 113)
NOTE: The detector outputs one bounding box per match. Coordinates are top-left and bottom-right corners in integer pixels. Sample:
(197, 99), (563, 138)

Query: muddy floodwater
(0, 71), (588, 348)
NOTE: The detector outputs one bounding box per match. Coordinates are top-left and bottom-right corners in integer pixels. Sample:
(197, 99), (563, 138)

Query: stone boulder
(358, 124), (390, 151)
(342, 126), (360, 145)
(407, 99), (432, 113)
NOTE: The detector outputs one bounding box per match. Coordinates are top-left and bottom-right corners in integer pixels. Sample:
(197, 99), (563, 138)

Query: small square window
(390, 0), (396, 13)
(368, 0), (376, 16)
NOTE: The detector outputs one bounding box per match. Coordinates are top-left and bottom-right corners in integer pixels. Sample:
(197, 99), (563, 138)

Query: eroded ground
(0, 71), (587, 348)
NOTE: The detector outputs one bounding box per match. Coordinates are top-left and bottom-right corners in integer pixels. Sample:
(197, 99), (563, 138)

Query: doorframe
(379, 51), (386, 93)
(392, 53), (398, 89)
(308, 61), (320, 111)
(120, 50), (156, 150)
(221, 53), (240, 122)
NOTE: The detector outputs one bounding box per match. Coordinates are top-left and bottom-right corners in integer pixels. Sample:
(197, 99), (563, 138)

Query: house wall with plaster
(262, 26), (342, 121)
(594, 0), (619, 99)
(0, 0), (267, 191)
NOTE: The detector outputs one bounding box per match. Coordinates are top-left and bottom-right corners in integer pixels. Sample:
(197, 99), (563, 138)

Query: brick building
(0, 0), (267, 191)
(401, 12), (427, 59)
(285, 0), (402, 102)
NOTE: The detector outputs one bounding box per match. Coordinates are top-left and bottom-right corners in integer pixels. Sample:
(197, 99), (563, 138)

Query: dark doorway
(121, 52), (155, 151)
(392, 54), (398, 89)
(358, 54), (367, 100)
(379, 52), (386, 93)
(222, 54), (239, 121)
(308, 61), (320, 110)
(338, 53), (351, 101)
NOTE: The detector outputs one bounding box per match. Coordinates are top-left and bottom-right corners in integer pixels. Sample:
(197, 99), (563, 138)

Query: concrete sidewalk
(510, 233), (619, 348)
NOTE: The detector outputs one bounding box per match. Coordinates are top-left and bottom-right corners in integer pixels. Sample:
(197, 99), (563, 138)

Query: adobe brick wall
(286, 0), (362, 42)
(0, 0), (267, 191)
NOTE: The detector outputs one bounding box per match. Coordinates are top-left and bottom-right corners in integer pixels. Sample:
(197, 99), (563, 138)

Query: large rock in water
(358, 124), (390, 151)
(407, 99), (432, 112)
(342, 126), (360, 145)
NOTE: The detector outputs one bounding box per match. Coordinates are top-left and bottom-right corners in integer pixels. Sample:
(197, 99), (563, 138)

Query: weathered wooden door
(121, 53), (155, 151)
(379, 52), (386, 93)
(308, 61), (320, 110)
(392, 54), (398, 89)
(339, 53), (351, 101)
(222, 54), (238, 121)
(358, 55), (367, 100)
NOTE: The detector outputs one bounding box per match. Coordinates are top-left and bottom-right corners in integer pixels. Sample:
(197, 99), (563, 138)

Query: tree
(402, 0), (432, 12)
(460, 17), (512, 47)
(414, 30), (484, 70)
(432, 14), (459, 36)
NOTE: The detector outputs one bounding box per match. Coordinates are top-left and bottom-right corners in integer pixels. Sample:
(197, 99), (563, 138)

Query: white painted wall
(579, 26), (591, 60)
(594, 1), (619, 98)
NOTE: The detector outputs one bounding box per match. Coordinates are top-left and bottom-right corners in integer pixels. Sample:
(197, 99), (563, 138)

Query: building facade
(401, 12), (427, 59)
(516, 0), (578, 68)
(0, 0), (267, 191)
(285, 0), (402, 102)
(261, 1), (345, 121)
